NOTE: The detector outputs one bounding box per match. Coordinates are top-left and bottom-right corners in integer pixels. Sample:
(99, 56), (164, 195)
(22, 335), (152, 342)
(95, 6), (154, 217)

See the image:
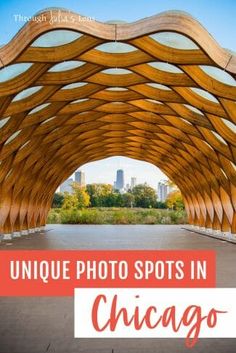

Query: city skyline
(59, 166), (176, 203)
(61, 157), (168, 190)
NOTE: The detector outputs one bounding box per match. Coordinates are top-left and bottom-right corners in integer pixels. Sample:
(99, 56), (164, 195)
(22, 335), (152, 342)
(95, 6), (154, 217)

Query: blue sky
(0, 0), (235, 187)
(1, 0), (236, 49)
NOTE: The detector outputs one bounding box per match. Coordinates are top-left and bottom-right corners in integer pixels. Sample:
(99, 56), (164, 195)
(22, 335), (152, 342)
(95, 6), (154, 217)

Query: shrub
(47, 207), (187, 225)
(143, 215), (157, 224)
(47, 209), (61, 224)
(60, 209), (80, 224)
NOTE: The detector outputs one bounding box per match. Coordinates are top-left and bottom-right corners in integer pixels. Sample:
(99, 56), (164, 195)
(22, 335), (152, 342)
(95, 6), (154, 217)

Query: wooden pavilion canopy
(0, 9), (235, 237)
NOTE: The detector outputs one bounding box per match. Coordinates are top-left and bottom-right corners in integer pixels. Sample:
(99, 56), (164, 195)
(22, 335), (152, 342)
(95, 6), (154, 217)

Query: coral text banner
(0, 250), (215, 296)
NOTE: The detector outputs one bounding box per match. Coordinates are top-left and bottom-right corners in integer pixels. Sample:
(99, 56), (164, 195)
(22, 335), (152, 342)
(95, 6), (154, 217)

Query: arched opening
(50, 156), (185, 224)
(0, 9), (235, 237)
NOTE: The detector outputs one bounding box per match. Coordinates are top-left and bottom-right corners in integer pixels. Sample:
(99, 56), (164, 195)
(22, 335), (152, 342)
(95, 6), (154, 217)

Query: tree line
(52, 182), (184, 210)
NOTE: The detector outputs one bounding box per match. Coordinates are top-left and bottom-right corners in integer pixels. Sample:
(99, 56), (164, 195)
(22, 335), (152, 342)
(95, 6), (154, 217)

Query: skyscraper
(75, 170), (85, 186)
(157, 180), (175, 202)
(131, 177), (137, 189)
(157, 180), (168, 202)
(116, 169), (124, 191)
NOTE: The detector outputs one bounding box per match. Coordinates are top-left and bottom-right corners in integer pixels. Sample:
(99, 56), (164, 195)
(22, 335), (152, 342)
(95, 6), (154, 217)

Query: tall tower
(116, 169), (124, 191)
(131, 177), (137, 189)
(75, 170), (85, 186)
(157, 180), (168, 202)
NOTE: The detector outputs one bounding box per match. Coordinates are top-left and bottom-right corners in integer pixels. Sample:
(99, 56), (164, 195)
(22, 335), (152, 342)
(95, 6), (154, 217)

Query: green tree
(62, 192), (79, 210)
(156, 201), (167, 209)
(52, 193), (64, 208)
(113, 192), (123, 207)
(71, 182), (90, 209)
(132, 184), (157, 208)
(104, 191), (121, 207)
(166, 190), (184, 210)
(86, 184), (113, 207)
(122, 192), (135, 207)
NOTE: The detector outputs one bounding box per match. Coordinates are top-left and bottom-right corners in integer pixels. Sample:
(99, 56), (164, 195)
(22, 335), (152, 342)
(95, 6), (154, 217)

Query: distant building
(131, 177), (137, 189)
(157, 180), (175, 202)
(116, 169), (124, 191)
(126, 183), (130, 191)
(60, 178), (73, 193)
(75, 170), (85, 186)
(157, 180), (168, 202)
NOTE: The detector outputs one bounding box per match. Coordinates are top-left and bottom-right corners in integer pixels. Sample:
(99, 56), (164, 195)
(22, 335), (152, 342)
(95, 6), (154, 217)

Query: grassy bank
(47, 208), (187, 225)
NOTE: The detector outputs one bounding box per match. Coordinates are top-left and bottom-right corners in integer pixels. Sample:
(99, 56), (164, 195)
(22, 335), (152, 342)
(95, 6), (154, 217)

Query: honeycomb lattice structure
(0, 10), (235, 235)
